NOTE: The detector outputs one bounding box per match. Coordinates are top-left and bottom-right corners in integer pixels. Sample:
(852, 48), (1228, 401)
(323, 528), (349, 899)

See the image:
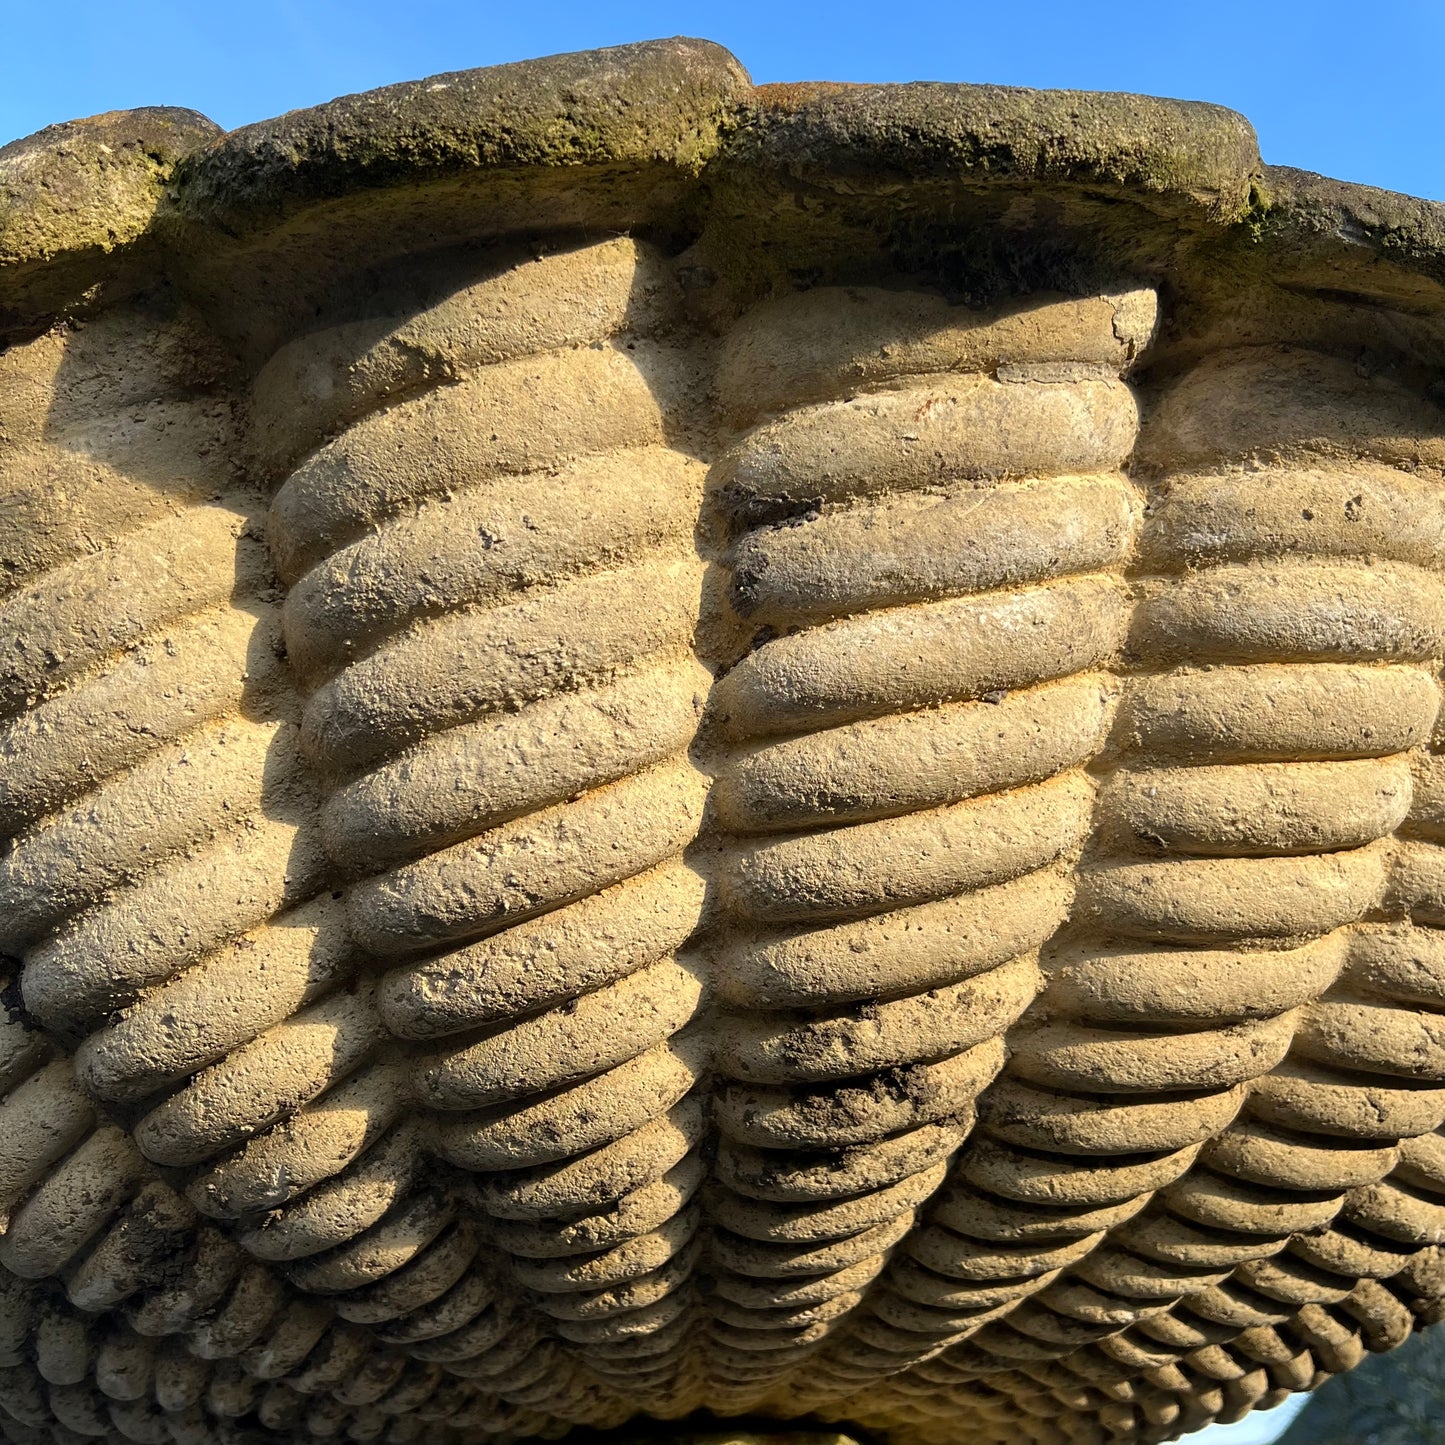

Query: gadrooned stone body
(3, 35), (1445, 1445)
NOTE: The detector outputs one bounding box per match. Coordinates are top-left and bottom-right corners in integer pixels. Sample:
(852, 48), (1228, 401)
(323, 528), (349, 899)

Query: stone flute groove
(701, 284), (1152, 1411)
(6, 32), (1445, 1445)
(256, 235), (713, 1426)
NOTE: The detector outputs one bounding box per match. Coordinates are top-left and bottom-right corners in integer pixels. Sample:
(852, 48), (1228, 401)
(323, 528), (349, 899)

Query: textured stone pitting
(4, 35), (1445, 1445)
(694, 283), (1149, 1414)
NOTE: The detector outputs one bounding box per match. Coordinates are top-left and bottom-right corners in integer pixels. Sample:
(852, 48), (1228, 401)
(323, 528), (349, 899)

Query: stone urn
(3, 35), (1445, 1445)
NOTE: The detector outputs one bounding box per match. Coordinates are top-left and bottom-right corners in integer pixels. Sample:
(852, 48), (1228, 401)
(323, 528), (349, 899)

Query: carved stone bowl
(3, 36), (1445, 1445)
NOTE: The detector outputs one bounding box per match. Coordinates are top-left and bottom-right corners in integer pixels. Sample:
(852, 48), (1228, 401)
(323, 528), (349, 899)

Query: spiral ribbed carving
(0, 248), (697, 1444)
(0, 304), (571, 1445)
(697, 284), (1153, 1410)
(0, 299), (320, 1299)
(793, 343), (1445, 1444)
(1079, 350), (1445, 1431)
(7, 212), (1445, 1445)
(251, 237), (712, 1423)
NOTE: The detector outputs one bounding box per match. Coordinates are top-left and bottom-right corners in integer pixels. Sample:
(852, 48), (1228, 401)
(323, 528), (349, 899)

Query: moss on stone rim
(736, 80), (1263, 221)
(0, 106), (219, 269)
(169, 37), (751, 238)
(3, 35), (1444, 334)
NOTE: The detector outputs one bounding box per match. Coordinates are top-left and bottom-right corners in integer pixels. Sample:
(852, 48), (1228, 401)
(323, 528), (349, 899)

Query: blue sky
(1198, 1394), (1307, 1445)
(2, 1), (1443, 202)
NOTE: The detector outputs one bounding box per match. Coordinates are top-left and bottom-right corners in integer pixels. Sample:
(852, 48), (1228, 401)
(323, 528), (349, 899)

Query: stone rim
(3, 35), (1444, 328)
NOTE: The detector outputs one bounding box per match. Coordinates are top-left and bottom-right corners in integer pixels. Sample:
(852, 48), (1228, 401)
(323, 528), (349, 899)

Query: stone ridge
(1260, 165), (1445, 292)
(0, 107), (220, 267)
(169, 37), (752, 238)
(738, 81), (1262, 220)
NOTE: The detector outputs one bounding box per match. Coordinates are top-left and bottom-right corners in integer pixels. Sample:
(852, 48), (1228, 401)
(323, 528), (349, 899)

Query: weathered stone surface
(732, 80), (1262, 215)
(3, 35), (1445, 1445)
(173, 36), (749, 232)
(0, 106), (221, 335)
(0, 107), (218, 266)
